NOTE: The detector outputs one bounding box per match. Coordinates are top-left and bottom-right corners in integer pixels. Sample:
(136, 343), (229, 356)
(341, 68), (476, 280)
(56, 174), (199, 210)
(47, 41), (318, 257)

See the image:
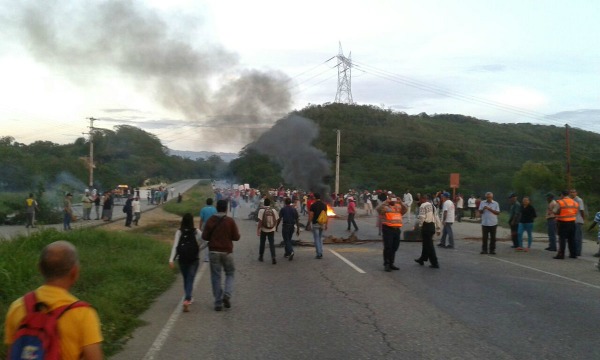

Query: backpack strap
(22, 291), (89, 317)
(205, 215), (227, 242)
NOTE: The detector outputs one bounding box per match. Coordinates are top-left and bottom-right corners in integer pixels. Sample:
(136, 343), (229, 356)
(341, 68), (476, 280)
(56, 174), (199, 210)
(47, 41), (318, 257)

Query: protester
(276, 197), (300, 261)
(124, 195), (134, 228)
(403, 189), (413, 223)
(82, 190), (93, 220)
(307, 193), (328, 259)
(169, 213), (204, 312)
(508, 193), (521, 249)
(63, 193), (73, 231)
(569, 189), (585, 256)
(199, 198), (218, 262)
(468, 195), (477, 219)
(25, 193), (39, 228)
(132, 196), (141, 226)
(4, 241), (103, 359)
(516, 196), (537, 251)
(257, 198), (279, 264)
(414, 194), (441, 268)
(438, 192), (455, 249)
(202, 200), (240, 311)
(346, 197), (359, 232)
(545, 193), (558, 251)
(479, 192), (500, 254)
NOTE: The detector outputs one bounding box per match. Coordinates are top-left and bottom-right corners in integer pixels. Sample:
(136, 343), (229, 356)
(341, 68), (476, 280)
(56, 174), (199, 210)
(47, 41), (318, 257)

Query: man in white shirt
(438, 192), (455, 248)
(403, 189), (414, 223)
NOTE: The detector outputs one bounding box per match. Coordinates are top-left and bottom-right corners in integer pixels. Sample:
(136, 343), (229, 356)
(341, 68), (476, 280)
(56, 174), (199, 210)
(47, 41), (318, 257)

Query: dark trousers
(347, 213), (358, 231)
(481, 225), (497, 252)
(557, 221), (576, 257)
(259, 231), (276, 258)
(382, 225), (401, 266)
(125, 211), (133, 226)
(418, 222), (438, 265)
(510, 223), (519, 247)
(281, 224), (295, 256)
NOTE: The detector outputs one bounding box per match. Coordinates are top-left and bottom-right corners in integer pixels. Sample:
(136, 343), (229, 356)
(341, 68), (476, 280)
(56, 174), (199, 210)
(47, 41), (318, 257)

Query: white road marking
(329, 249), (366, 273)
(489, 256), (600, 290)
(143, 262), (207, 360)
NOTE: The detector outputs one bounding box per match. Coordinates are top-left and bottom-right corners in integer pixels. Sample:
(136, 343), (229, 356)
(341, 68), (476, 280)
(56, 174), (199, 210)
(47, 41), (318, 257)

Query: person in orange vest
(377, 196), (408, 272)
(553, 190), (579, 259)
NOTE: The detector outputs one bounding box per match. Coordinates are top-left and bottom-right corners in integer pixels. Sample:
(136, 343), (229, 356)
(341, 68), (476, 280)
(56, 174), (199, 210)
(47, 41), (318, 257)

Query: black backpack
(176, 228), (200, 263)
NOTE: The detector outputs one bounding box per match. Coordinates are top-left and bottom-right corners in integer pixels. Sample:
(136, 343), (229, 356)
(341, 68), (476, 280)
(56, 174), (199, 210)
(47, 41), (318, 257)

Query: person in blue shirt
(199, 198), (218, 262)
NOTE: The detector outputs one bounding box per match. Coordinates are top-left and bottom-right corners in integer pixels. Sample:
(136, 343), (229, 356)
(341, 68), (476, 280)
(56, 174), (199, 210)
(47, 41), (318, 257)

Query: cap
(442, 192), (450, 198)
(348, 197), (354, 201)
(561, 190), (569, 196)
(545, 193), (554, 198)
(66, 192), (72, 196)
(390, 198), (398, 202)
(508, 193), (517, 198)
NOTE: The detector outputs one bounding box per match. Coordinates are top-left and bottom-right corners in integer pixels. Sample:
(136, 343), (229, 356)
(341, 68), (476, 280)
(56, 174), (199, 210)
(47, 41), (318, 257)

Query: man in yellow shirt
(4, 240), (103, 360)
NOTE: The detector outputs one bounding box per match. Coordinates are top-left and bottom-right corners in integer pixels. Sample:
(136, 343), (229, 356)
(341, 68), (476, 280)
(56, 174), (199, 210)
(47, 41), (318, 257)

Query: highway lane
(112, 201), (599, 359)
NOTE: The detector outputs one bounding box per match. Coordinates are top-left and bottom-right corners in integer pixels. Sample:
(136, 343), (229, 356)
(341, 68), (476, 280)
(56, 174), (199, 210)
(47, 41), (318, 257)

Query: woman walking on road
(169, 213), (206, 312)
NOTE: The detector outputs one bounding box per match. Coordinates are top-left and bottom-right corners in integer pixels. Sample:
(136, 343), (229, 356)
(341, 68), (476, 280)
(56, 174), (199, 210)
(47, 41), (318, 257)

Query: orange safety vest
(556, 198), (578, 222)
(381, 204), (403, 227)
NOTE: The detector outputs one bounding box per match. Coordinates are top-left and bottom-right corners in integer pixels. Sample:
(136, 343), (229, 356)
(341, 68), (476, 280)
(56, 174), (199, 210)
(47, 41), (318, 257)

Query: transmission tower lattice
(334, 43), (353, 104)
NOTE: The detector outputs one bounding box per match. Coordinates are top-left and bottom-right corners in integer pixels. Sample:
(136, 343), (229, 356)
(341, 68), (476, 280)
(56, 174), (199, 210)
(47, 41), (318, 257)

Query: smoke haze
(249, 115), (331, 199)
(13, 0), (292, 147)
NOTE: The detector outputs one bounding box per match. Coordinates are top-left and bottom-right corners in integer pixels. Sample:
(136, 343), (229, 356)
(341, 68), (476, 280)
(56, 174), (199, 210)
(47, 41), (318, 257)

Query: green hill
(231, 103), (600, 209)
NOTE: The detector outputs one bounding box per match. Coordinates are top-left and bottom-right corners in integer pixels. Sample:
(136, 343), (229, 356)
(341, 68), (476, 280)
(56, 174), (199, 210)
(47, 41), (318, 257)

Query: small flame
(327, 204), (336, 217)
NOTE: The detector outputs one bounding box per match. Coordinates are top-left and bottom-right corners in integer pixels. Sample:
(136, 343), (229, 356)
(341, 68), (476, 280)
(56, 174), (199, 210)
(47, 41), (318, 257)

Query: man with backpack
(257, 198), (279, 264)
(4, 240), (103, 360)
(306, 193), (328, 259)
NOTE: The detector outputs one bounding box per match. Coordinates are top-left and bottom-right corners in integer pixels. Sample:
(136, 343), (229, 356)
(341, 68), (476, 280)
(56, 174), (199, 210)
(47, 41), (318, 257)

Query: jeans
(178, 259), (199, 301)
(481, 225), (497, 252)
(347, 213), (358, 231)
(575, 223), (583, 256)
(209, 252), (235, 306)
(63, 211), (71, 230)
(518, 222), (534, 248)
(312, 224), (324, 256)
(282, 224), (295, 256)
(259, 231), (276, 258)
(440, 222), (454, 247)
(382, 225), (401, 266)
(547, 218), (557, 249)
(125, 211), (133, 226)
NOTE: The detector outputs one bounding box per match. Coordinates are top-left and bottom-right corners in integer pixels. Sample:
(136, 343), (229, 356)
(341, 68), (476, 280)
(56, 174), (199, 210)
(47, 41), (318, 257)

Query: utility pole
(335, 129), (341, 198)
(334, 42), (353, 104)
(85, 117), (97, 188)
(565, 124), (571, 189)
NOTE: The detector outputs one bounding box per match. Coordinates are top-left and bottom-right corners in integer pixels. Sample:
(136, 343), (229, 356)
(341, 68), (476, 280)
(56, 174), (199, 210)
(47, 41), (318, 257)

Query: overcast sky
(1, 0), (598, 153)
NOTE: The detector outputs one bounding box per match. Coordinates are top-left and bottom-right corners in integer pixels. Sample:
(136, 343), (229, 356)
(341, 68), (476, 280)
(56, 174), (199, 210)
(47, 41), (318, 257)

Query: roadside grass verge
(0, 227), (175, 358)
(162, 180), (214, 217)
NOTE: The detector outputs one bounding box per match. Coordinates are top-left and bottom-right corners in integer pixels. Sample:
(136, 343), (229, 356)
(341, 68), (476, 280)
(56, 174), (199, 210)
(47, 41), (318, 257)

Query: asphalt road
(0, 179), (201, 240)
(111, 199), (600, 360)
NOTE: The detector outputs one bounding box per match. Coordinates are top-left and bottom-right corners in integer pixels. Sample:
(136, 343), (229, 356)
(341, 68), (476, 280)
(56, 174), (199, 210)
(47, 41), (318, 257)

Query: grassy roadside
(0, 181), (214, 358)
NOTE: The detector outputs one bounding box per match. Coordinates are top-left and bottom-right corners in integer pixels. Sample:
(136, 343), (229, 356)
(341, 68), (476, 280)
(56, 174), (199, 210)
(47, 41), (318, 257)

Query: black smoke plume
(12, 0), (291, 146)
(248, 115), (331, 200)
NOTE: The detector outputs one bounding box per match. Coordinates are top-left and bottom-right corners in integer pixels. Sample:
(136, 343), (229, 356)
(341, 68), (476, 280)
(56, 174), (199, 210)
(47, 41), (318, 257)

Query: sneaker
(389, 265), (400, 270)
(272, 258), (277, 265)
(215, 305), (223, 312)
(516, 247), (523, 251)
(480, 251), (488, 254)
(289, 252), (294, 261)
(258, 255), (264, 262)
(316, 255), (323, 259)
(489, 251), (496, 255)
(445, 245), (454, 249)
(183, 300), (190, 312)
(545, 247), (557, 251)
(223, 295), (231, 309)
(384, 265), (392, 272)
